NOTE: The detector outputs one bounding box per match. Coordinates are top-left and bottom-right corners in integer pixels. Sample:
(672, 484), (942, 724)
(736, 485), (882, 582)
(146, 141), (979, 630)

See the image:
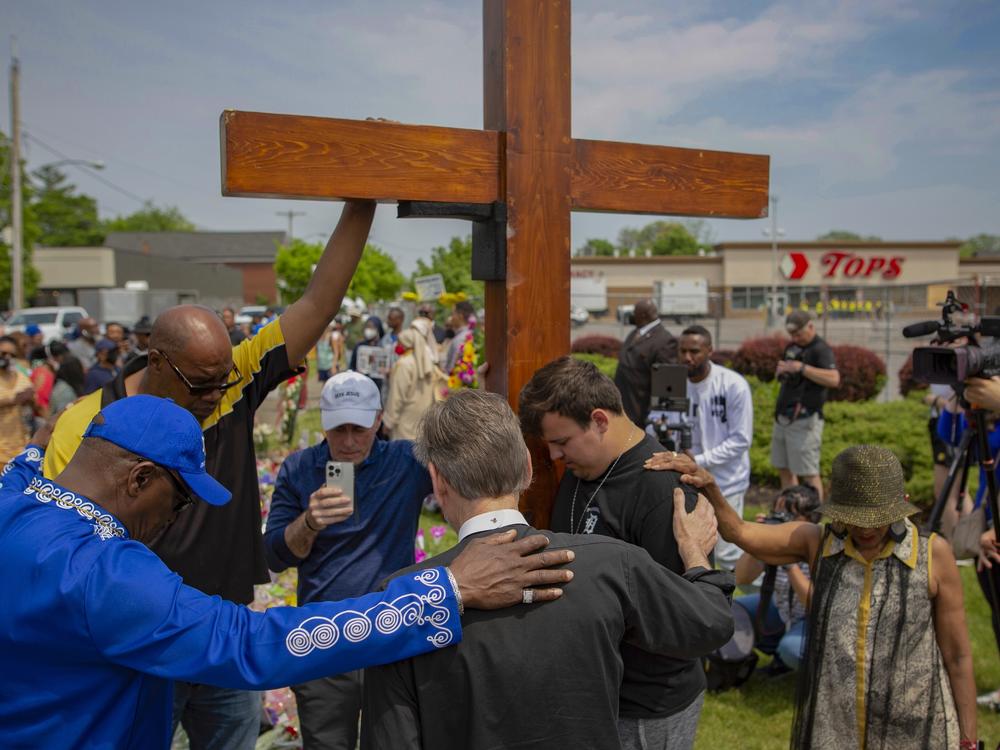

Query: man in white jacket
(678, 325), (753, 571)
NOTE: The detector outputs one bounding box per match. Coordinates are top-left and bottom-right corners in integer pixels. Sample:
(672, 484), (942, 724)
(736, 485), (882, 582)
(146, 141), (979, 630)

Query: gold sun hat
(818, 445), (920, 528)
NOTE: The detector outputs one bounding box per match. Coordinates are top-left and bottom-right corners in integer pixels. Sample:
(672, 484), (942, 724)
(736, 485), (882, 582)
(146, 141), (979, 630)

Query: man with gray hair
(361, 390), (734, 750)
(615, 298), (678, 427)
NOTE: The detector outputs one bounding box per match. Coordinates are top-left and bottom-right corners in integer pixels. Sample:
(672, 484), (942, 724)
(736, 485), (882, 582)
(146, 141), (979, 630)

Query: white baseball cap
(320, 371), (382, 430)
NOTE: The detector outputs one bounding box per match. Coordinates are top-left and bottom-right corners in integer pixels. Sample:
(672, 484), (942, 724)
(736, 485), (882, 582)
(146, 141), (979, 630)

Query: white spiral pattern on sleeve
(284, 568), (453, 657)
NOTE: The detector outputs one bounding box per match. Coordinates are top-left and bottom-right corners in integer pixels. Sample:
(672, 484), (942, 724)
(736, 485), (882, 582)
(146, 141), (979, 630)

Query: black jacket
(361, 524), (733, 750)
(614, 323), (678, 427)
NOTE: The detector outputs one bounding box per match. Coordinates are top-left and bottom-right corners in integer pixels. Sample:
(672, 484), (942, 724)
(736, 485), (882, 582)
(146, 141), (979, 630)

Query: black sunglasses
(159, 465), (195, 514)
(152, 349), (242, 396)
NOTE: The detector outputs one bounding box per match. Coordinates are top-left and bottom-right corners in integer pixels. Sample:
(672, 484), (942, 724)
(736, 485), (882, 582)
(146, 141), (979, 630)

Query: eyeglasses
(159, 465), (195, 514)
(152, 349), (242, 396)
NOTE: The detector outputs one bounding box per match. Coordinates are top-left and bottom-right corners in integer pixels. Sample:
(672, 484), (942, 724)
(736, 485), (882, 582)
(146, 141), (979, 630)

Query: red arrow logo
(779, 252), (809, 280)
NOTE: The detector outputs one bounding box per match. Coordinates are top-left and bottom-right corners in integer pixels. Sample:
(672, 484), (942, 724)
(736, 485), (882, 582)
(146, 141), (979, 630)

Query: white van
(5, 306), (89, 344)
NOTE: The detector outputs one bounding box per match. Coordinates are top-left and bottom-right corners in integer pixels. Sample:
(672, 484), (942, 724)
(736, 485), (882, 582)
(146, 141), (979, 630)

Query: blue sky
(5, 0), (1000, 272)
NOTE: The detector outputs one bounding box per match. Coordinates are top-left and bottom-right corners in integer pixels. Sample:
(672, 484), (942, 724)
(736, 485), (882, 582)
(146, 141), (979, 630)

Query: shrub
(571, 352), (618, 379)
(711, 349), (736, 367)
(731, 334), (787, 382)
(828, 345), (886, 402)
(897, 352), (927, 397)
(571, 335), (622, 358)
(747, 376), (934, 508)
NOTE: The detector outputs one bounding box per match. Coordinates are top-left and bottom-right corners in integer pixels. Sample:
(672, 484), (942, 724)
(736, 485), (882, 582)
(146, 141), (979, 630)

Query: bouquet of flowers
(447, 323), (478, 390)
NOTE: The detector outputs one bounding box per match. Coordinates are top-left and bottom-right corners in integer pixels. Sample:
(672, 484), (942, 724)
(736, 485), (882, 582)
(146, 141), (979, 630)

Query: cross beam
(221, 113), (768, 218)
(221, 0), (769, 528)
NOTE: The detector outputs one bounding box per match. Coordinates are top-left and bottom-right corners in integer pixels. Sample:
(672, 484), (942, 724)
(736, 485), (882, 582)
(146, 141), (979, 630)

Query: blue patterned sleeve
(0, 445), (45, 493)
(83, 541), (462, 690)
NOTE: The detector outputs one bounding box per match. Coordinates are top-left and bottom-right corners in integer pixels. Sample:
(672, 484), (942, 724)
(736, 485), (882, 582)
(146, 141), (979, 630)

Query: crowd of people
(0, 199), (995, 750)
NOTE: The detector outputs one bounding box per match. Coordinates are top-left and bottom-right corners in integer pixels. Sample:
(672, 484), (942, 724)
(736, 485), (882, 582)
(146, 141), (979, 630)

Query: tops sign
(780, 251), (904, 281)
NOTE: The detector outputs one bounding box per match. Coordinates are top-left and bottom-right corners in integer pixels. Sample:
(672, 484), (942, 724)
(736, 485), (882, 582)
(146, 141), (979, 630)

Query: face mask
(0, 355), (10, 370)
(363, 327), (378, 341)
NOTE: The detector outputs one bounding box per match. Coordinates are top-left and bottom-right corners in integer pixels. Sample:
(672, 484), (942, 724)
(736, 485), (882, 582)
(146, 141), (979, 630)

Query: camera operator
(733, 485), (819, 675)
(771, 310), (840, 500)
(679, 325), (753, 571)
(938, 386), (1000, 711)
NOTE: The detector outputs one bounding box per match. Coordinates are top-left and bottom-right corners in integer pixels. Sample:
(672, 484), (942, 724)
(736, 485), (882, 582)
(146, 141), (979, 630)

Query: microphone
(902, 320), (940, 339)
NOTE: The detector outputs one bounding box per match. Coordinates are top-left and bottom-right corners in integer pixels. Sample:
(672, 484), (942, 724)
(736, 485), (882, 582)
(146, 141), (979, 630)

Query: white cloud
(571, 0), (925, 138)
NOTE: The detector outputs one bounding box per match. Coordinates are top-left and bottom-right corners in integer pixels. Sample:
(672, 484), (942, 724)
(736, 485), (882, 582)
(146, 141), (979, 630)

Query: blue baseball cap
(95, 338), (118, 352)
(83, 395), (231, 506)
(25, 324), (41, 336)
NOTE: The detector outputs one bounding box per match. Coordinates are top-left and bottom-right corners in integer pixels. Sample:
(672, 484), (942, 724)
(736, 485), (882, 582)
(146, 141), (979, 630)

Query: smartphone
(326, 461), (356, 520)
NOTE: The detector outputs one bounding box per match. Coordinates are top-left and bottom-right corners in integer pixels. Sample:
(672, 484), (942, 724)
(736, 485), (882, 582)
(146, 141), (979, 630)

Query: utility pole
(9, 38), (22, 311)
(769, 194), (778, 326)
(276, 209), (306, 241)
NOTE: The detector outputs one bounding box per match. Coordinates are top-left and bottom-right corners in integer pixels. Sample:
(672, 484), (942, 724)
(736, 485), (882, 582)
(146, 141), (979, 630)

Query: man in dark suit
(615, 298), (678, 427)
(361, 391), (734, 750)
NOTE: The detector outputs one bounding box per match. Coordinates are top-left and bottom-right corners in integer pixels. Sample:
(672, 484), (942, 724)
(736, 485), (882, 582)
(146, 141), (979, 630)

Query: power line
(20, 120), (201, 191)
(22, 131), (148, 206)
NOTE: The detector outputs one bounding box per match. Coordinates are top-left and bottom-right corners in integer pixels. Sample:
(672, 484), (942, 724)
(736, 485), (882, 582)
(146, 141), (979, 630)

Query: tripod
(926, 404), (1000, 536)
(646, 396), (691, 453)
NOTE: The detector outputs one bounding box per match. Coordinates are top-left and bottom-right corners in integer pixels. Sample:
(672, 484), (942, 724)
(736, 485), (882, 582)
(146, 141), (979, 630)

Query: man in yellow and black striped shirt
(42, 199), (377, 749)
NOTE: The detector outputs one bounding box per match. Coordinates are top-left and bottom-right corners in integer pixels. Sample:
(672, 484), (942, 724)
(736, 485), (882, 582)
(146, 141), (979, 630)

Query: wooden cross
(220, 0), (769, 528)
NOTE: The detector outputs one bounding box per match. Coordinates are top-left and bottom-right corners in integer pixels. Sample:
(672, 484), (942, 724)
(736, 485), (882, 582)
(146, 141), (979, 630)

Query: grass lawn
(694, 565), (1000, 748)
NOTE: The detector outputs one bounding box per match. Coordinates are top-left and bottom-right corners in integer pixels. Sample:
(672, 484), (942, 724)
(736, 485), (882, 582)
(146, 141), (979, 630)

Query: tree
(575, 238), (615, 257)
(31, 164), (104, 247)
(274, 239), (404, 305)
(274, 238), (322, 304)
(645, 221), (701, 256)
(614, 220), (705, 256)
(0, 130), (42, 307)
(959, 234), (1000, 258)
(412, 235), (483, 300)
(347, 245), (405, 303)
(817, 230), (882, 242)
(102, 202), (195, 233)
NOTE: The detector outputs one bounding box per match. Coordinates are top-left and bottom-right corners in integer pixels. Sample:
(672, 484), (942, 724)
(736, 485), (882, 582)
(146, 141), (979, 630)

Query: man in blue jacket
(0, 396), (574, 750)
(265, 370), (432, 749)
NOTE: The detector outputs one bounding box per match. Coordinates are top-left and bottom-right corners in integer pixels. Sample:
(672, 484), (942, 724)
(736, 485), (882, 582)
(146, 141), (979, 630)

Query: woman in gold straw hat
(647, 444), (977, 749)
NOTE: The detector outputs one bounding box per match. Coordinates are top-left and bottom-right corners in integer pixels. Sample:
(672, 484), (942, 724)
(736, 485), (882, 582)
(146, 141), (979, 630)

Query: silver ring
(522, 588), (535, 605)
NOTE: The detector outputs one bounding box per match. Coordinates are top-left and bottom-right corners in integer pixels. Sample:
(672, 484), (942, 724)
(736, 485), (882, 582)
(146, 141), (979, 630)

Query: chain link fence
(571, 278), (1000, 401)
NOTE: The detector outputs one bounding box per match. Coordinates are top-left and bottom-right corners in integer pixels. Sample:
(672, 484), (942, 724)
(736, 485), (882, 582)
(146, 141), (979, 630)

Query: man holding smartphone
(264, 370), (432, 750)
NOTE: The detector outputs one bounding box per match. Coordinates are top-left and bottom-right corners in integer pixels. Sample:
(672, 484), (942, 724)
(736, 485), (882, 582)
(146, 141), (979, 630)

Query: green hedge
(747, 378), (935, 507)
(572, 352), (619, 379)
(569, 354), (937, 508)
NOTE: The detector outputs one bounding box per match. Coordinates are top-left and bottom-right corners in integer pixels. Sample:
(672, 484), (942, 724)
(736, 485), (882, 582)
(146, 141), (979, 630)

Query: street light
(7, 158), (106, 312)
(762, 195), (785, 326)
(41, 159), (105, 171)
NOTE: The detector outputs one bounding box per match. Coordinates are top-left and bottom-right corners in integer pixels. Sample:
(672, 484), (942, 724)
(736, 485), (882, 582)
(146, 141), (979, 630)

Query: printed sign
(413, 273), (446, 302)
(780, 251), (904, 281)
(355, 346), (392, 378)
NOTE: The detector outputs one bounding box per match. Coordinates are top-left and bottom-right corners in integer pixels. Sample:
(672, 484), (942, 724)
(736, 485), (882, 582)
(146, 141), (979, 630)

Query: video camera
(647, 363), (692, 452)
(905, 290), (1000, 385)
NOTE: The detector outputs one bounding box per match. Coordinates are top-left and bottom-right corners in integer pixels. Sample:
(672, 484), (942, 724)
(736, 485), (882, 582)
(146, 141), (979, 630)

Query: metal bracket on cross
(396, 201), (507, 282)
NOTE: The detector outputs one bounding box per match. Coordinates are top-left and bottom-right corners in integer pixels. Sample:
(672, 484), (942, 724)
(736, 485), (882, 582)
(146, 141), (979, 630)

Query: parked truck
(76, 287), (198, 324)
(653, 279), (709, 321)
(570, 271), (608, 314)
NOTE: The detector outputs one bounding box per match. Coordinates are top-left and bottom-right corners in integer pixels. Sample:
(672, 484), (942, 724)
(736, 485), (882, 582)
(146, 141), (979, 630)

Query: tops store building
(571, 241), (1000, 319)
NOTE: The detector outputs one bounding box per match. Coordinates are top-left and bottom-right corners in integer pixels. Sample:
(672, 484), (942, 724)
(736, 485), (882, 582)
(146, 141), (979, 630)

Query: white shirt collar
(638, 319), (661, 337)
(457, 509), (529, 541)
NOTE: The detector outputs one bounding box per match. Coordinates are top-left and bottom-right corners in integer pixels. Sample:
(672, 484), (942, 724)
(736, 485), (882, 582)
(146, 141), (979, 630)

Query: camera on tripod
(905, 290), (1000, 385)
(646, 363), (692, 452)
